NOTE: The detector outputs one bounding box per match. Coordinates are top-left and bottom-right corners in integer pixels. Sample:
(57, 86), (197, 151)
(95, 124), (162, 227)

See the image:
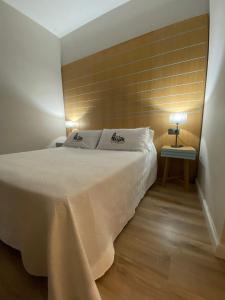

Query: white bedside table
(160, 146), (197, 191)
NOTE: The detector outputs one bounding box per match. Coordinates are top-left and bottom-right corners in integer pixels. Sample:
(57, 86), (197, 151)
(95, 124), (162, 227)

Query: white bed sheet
(0, 146), (157, 300)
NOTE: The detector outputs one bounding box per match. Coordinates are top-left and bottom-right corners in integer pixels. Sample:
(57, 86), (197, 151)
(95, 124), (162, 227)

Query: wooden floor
(1, 183), (225, 300)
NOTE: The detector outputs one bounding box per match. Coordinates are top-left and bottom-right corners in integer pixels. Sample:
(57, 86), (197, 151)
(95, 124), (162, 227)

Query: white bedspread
(0, 147), (157, 300)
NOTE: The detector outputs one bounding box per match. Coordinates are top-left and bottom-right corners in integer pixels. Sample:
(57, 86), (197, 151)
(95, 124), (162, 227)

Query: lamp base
(171, 144), (184, 148)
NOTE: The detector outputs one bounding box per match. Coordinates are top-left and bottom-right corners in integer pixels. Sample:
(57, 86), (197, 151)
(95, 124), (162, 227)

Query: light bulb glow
(65, 120), (76, 128)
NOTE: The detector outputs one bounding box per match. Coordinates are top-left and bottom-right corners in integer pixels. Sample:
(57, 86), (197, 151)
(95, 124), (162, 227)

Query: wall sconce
(168, 112), (187, 148)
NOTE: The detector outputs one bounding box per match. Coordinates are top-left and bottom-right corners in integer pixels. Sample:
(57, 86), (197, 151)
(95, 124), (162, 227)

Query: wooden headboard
(62, 14), (208, 154)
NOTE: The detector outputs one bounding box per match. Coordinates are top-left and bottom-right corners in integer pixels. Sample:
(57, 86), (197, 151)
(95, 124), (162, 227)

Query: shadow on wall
(198, 138), (210, 197)
(0, 93), (65, 155)
(198, 16), (225, 241)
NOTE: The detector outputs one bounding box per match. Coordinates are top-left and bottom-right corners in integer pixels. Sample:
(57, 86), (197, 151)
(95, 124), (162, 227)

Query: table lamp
(169, 112), (187, 148)
(65, 120), (76, 136)
(65, 121), (76, 128)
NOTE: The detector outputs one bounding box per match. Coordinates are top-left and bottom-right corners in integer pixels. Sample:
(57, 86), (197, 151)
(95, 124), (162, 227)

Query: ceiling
(2, 0), (130, 37)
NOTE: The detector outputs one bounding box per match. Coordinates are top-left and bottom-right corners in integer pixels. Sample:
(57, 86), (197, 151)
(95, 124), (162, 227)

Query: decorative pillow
(97, 128), (154, 152)
(64, 130), (102, 149)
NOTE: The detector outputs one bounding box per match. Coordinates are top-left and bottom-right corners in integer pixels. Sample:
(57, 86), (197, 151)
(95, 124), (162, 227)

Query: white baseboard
(196, 179), (225, 260)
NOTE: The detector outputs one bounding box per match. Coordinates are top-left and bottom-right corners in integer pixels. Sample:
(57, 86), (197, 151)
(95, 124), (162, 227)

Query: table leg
(184, 160), (190, 191)
(162, 157), (170, 186)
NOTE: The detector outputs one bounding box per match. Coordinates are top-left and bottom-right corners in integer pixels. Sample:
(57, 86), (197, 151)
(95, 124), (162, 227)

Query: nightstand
(160, 146), (197, 191)
(56, 142), (64, 147)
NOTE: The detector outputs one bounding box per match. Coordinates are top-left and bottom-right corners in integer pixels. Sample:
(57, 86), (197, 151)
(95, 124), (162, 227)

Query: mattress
(0, 146), (157, 300)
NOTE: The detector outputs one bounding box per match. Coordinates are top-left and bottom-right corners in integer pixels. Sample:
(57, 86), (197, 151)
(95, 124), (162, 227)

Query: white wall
(61, 0), (209, 65)
(198, 0), (225, 254)
(0, 1), (65, 155)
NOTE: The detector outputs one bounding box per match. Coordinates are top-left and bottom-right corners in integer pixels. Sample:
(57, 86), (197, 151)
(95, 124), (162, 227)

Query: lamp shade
(169, 112), (187, 125)
(65, 120), (76, 128)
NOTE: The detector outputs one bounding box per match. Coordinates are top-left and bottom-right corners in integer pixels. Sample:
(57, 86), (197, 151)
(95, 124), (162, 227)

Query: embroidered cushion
(97, 128), (154, 152)
(64, 130), (102, 149)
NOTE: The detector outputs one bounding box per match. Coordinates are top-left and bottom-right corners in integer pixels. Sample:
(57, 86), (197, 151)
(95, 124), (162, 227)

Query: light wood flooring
(1, 183), (225, 300)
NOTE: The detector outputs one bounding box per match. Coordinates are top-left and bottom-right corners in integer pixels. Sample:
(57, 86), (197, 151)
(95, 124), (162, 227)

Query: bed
(0, 145), (157, 300)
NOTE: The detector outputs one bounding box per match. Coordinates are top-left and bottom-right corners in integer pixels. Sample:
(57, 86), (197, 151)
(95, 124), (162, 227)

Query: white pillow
(64, 130), (102, 149)
(97, 128), (154, 152)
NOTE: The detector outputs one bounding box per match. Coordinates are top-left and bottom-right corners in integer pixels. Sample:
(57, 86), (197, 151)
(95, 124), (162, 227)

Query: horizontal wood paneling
(62, 14), (208, 156)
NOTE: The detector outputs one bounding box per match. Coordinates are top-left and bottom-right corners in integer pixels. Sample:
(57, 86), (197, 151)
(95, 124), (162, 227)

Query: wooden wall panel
(62, 14), (209, 160)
